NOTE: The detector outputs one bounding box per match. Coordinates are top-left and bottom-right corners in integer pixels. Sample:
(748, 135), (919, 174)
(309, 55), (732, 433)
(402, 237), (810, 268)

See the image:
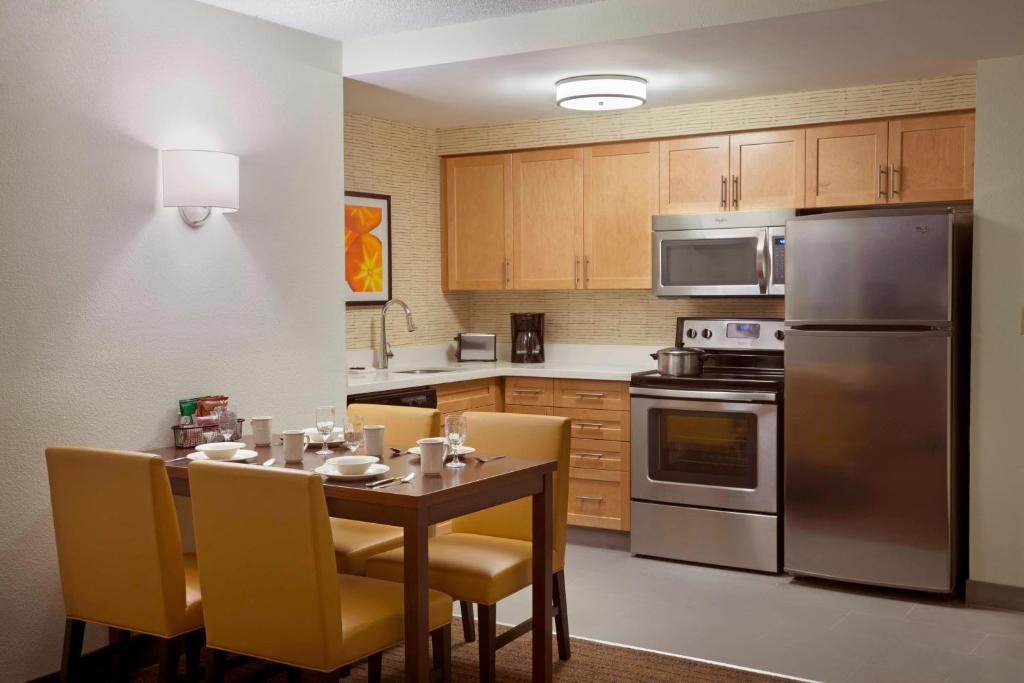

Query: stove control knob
(775, 330), (785, 341)
(686, 328), (698, 339)
(701, 328), (713, 339)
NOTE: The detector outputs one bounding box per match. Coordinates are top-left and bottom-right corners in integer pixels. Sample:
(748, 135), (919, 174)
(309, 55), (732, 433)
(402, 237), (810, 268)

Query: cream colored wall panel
(345, 114), (471, 349)
(439, 75), (975, 155)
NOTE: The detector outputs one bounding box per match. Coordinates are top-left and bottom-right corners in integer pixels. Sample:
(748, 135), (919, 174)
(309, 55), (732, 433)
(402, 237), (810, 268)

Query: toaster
(454, 333), (497, 362)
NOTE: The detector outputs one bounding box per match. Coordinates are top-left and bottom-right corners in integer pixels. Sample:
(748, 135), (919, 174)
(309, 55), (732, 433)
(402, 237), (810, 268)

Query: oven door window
(661, 237), (758, 287)
(649, 409), (758, 488)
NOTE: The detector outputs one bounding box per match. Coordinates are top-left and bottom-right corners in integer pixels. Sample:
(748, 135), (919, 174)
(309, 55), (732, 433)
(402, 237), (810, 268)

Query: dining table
(150, 438), (557, 683)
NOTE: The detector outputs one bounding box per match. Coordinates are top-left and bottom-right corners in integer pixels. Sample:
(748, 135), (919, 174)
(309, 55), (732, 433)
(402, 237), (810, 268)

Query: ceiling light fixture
(555, 75), (647, 112)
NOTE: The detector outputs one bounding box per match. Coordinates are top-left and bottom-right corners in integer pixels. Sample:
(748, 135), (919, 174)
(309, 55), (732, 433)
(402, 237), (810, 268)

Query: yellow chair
(365, 411), (572, 683)
(45, 447), (204, 683)
(188, 460), (453, 682)
(329, 404), (441, 574)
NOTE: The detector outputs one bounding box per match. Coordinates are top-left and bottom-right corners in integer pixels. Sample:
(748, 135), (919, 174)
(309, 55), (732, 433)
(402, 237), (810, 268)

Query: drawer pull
(575, 452), (604, 458)
(512, 389), (542, 394)
(574, 391), (607, 398)
(575, 495), (604, 502)
(575, 422), (605, 429)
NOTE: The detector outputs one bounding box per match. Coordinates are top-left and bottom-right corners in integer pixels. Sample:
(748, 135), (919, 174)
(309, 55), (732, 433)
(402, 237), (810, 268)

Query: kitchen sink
(393, 368), (455, 374)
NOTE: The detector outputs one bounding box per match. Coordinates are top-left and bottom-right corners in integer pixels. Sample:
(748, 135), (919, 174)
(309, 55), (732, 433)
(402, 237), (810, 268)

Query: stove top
(631, 318), (785, 393)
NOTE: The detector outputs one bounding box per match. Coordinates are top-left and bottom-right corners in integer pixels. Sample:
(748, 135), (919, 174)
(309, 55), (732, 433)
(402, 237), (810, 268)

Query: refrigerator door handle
(756, 228), (768, 294)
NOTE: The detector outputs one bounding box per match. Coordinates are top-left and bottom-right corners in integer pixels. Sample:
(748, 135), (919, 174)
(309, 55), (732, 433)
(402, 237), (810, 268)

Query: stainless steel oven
(631, 388), (778, 513)
(652, 210), (792, 297)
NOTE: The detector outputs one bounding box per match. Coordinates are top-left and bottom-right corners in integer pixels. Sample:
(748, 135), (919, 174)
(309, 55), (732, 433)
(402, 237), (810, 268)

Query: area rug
(139, 618), (791, 682)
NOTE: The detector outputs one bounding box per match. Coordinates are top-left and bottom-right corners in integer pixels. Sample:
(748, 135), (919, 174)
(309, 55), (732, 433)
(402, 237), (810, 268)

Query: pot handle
(650, 353), (658, 360)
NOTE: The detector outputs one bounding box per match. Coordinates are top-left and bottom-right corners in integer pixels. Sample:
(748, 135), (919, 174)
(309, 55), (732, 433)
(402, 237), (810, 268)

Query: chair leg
(367, 652), (383, 683)
(285, 667), (302, 683)
(338, 664), (351, 678)
(459, 601), (476, 642)
(477, 603), (497, 683)
(108, 627), (132, 683)
(184, 629), (204, 681)
(156, 635), (182, 683)
(59, 618), (85, 683)
(553, 570), (571, 661)
(431, 625), (452, 683)
(205, 648), (226, 683)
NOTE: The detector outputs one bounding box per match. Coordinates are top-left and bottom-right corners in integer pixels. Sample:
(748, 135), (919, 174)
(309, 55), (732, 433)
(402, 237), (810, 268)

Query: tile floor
(492, 543), (1024, 683)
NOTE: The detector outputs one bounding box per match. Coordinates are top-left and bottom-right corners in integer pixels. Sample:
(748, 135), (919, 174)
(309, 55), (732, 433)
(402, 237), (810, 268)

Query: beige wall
(969, 55), (1024, 590)
(344, 114), (471, 349)
(343, 74), (973, 350)
(0, 1), (345, 678)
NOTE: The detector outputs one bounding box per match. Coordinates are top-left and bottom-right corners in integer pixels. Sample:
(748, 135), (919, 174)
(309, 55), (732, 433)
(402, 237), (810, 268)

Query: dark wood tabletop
(149, 436), (557, 683)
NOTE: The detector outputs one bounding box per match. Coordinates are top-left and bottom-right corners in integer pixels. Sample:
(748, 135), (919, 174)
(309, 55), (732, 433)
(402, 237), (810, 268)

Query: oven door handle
(629, 386), (777, 403)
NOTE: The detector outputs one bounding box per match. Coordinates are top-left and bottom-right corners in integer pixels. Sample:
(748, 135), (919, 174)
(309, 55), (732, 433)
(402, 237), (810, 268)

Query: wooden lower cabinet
(553, 407), (630, 442)
(504, 376), (554, 407)
(434, 378), (501, 421)
(570, 438), (628, 472)
(568, 468), (629, 531)
(505, 404), (553, 416)
(553, 378), (629, 411)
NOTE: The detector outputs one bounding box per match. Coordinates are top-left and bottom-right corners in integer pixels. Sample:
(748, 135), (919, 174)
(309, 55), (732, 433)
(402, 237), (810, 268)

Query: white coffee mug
(282, 429), (310, 463)
(251, 416), (273, 446)
(363, 425), (385, 457)
(417, 437), (446, 476)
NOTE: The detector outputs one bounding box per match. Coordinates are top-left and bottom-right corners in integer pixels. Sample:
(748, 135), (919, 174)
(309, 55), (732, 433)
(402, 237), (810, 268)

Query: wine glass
(314, 406), (336, 456)
(445, 415), (468, 469)
(216, 406), (237, 443)
(343, 415), (364, 455)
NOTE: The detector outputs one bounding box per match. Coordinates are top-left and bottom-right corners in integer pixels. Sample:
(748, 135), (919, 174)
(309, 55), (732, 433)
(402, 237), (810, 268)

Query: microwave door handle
(756, 228), (768, 294)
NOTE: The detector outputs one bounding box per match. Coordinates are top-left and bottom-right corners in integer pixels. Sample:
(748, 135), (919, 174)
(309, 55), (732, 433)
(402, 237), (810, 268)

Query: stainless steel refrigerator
(783, 207), (971, 593)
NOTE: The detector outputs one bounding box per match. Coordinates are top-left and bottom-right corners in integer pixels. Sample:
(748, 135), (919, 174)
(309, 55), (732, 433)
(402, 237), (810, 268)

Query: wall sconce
(161, 149), (239, 227)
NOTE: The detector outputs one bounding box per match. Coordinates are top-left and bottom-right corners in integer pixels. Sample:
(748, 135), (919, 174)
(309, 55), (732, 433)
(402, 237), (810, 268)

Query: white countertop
(346, 343), (660, 395)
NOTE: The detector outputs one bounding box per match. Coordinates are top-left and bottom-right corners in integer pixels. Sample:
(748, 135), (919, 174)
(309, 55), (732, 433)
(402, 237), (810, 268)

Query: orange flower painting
(344, 193), (391, 304)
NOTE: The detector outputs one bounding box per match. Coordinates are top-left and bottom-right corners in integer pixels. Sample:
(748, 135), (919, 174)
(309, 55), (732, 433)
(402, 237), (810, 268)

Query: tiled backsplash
(346, 74), (975, 350)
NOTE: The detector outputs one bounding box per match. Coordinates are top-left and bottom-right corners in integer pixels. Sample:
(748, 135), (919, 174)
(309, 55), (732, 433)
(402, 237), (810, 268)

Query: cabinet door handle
(574, 256), (580, 288)
(583, 256), (590, 287)
(720, 175), (727, 208)
(575, 495), (604, 502)
(877, 164), (887, 200)
(512, 388), (542, 394)
(574, 391), (606, 398)
(575, 452), (605, 458)
(732, 175), (739, 208)
(503, 256), (510, 287)
(575, 422), (605, 429)
(890, 163), (900, 196)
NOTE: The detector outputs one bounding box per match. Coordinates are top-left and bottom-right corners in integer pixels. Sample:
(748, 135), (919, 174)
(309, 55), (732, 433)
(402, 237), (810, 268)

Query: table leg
(531, 471), (553, 683)
(404, 512), (430, 683)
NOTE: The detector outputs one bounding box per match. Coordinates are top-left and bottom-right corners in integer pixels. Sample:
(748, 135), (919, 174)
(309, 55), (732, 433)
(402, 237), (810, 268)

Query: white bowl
(195, 442), (245, 460)
(325, 454), (379, 475)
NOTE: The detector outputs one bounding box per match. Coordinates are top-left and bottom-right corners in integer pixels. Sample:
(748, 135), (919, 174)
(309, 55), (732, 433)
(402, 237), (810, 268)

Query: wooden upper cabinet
(730, 128), (806, 210)
(443, 154), (512, 290)
(659, 135), (730, 214)
(888, 112), (974, 203)
(806, 121), (889, 207)
(511, 148), (583, 290)
(583, 142), (658, 289)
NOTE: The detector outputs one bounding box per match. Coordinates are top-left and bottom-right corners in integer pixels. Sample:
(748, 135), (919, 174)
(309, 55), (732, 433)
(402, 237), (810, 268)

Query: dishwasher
(346, 386), (437, 409)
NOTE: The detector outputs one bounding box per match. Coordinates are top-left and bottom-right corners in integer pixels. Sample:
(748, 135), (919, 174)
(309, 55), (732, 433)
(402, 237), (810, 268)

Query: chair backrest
(347, 403), (441, 445)
(45, 447), (188, 636)
(452, 412), (571, 567)
(188, 461), (343, 670)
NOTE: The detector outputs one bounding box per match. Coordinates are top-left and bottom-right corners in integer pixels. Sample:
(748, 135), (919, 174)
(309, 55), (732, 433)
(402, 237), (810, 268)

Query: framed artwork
(344, 191), (392, 306)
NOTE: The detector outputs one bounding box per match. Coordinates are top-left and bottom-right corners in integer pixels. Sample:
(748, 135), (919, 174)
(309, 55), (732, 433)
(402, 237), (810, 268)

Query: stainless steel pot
(651, 347), (705, 377)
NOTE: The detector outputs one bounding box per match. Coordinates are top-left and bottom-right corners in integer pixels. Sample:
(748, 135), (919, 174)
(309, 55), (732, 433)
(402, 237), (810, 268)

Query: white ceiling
(343, 0), (1024, 127)
(199, 0), (601, 40)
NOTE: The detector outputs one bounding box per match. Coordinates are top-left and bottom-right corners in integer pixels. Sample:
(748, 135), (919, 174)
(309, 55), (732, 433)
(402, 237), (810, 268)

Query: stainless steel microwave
(652, 209), (794, 296)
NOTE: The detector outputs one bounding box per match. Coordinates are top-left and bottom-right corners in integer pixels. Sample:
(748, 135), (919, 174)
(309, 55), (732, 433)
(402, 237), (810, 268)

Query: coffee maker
(510, 313), (544, 363)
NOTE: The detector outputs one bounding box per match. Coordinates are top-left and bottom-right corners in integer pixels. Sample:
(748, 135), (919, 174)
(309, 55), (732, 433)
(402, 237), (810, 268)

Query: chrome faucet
(374, 298), (416, 369)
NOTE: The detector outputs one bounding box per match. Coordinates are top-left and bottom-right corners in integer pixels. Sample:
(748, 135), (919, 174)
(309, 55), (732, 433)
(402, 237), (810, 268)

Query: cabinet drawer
(553, 379), (629, 411)
(554, 407), (629, 441)
(434, 378), (499, 414)
(568, 468), (626, 530)
(504, 377), (553, 406)
(505, 404), (553, 416)
(570, 438), (629, 471)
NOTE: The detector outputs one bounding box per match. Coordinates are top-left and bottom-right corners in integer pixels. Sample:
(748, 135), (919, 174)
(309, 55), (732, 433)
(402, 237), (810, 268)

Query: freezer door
(785, 211), (951, 325)
(784, 329), (953, 592)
